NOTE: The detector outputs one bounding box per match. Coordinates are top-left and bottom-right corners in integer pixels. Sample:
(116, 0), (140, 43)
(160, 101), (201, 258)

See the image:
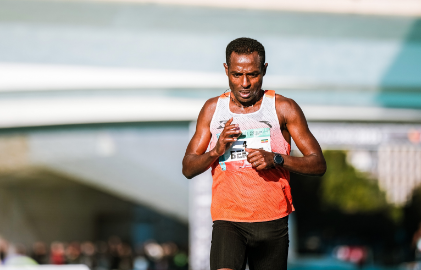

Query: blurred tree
(290, 150), (405, 261)
(404, 185), (421, 241)
(407, 185), (421, 222)
(320, 151), (389, 213)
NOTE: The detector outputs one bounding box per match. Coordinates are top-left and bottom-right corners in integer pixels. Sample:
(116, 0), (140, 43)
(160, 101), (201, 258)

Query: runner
(182, 37), (326, 270)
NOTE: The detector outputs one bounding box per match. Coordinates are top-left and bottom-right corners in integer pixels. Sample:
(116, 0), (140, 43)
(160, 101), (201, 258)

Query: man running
(182, 37), (326, 270)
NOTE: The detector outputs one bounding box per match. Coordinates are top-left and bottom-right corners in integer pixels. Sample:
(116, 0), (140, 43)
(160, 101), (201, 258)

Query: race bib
(217, 128), (271, 171)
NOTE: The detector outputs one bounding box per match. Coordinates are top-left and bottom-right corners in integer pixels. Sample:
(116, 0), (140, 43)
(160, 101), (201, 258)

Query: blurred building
(0, 0), (420, 269)
(378, 144), (421, 205)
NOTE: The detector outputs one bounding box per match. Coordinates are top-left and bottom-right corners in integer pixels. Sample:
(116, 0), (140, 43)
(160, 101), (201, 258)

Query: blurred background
(0, 0), (421, 269)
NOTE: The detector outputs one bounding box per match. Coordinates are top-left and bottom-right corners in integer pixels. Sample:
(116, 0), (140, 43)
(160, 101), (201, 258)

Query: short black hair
(226, 37), (265, 69)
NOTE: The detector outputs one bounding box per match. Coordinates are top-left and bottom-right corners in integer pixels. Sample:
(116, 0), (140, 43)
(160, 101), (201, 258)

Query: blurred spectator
(144, 241), (164, 262)
(108, 236), (121, 270)
(66, 242), (82, 264)
(117, 243), (133, 270)
(50, 241), (65, 264)
(0, 237), (8, 263)
(32, 241), (48, 264)
(80, 241), (96, 269)
(0, 236), (186, 270)
(144, 241), (164, 270)
(95, 241), (110, 270)
(161, 242), (181, 270)
(4, 243), (38, 266)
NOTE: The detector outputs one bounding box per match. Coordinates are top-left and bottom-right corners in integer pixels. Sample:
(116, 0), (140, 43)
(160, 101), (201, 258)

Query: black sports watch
(273, 153), (284, 166)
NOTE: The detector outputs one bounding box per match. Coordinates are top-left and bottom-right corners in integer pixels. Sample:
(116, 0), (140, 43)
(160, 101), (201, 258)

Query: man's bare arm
(280, 98), (326, 176)
(182, 98), (241, 179)
(247, 96), (326, 175)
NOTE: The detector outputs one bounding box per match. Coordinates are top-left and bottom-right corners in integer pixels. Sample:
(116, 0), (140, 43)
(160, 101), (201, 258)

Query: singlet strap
(264, 90), (275, 98)
(219, 92), (230, 99)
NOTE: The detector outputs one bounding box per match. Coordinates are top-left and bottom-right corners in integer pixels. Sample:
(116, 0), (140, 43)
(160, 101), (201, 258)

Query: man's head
(225, 37), (265, 70)
(224, 38), (268, 105)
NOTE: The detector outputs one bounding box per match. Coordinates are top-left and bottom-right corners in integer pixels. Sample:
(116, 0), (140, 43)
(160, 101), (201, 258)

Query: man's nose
(241, 75), (251, 88)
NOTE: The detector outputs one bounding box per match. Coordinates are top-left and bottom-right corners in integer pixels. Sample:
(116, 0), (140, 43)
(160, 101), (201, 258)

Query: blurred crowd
(0, 236), (188, 270)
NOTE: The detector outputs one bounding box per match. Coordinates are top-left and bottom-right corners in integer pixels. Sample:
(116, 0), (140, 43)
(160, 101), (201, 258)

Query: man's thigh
(210, 220), (247, 270)
(247, 217), (289, 270)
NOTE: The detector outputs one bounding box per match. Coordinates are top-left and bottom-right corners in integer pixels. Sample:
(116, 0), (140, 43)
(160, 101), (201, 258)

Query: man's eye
(234, 74), (242, 77)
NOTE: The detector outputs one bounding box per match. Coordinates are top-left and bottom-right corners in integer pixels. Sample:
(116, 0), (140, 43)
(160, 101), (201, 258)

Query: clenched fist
(245, 148), (275, 170)
(211, 118), (242, 157)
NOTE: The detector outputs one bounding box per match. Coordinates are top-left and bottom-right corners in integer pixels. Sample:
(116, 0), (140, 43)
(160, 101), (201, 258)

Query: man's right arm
(182, 98), (240, 179)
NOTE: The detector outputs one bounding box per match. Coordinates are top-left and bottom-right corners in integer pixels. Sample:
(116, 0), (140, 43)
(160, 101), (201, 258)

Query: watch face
(274, 154), (284, 165)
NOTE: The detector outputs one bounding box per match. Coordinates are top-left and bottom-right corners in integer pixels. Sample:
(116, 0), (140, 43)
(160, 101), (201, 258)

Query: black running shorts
(210, 216), (289, 270)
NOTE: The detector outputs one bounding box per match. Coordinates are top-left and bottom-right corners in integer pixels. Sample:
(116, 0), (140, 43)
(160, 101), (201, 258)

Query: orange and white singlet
(208, 90), (294, 222)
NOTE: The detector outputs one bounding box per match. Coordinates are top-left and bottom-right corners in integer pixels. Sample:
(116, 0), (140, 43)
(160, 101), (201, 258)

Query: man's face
(224, 51), (267, 104)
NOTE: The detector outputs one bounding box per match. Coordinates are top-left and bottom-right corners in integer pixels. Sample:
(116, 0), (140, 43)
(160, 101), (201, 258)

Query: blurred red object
(408, 129), (421, 144)
(50, 242), (65, 265)
(335, 245), (368, 267)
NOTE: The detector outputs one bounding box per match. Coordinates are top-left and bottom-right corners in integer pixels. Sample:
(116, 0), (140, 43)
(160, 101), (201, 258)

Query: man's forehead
(229, 52), (262, 72)
(230, 51), (260, 64)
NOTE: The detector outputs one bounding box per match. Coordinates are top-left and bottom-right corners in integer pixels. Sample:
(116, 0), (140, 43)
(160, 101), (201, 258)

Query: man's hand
(211, 117), (241, 157)
(246, 148), (275, 170)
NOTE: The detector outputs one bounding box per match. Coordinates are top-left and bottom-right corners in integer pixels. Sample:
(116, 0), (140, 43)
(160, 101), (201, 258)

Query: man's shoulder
(273, 93), (306, 124)
(274, 93), (299, 110)
(203, 96), (220, 108)
(197, 96), (220, 124)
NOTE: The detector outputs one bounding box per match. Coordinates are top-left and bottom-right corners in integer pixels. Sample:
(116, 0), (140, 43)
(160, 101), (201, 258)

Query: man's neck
(230, 90), (264, 114)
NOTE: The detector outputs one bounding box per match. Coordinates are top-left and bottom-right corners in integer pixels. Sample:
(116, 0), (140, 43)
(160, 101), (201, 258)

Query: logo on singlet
(259, 121), (272, 128)
(217, 120), (229, 129)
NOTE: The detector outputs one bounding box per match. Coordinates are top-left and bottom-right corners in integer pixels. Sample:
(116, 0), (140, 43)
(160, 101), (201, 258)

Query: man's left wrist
(273, 152), (284, 167)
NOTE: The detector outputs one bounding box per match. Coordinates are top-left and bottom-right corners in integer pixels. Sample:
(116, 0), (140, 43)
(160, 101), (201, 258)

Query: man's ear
(262, 63), (268, 76)
(224, 63), (229, 76)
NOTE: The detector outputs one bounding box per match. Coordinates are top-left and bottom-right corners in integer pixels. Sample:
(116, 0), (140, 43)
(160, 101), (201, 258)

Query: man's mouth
(239, 91), (251, 98)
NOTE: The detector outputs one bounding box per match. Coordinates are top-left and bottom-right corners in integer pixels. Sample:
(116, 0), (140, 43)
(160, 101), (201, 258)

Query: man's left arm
(247, 98), (326, 176)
